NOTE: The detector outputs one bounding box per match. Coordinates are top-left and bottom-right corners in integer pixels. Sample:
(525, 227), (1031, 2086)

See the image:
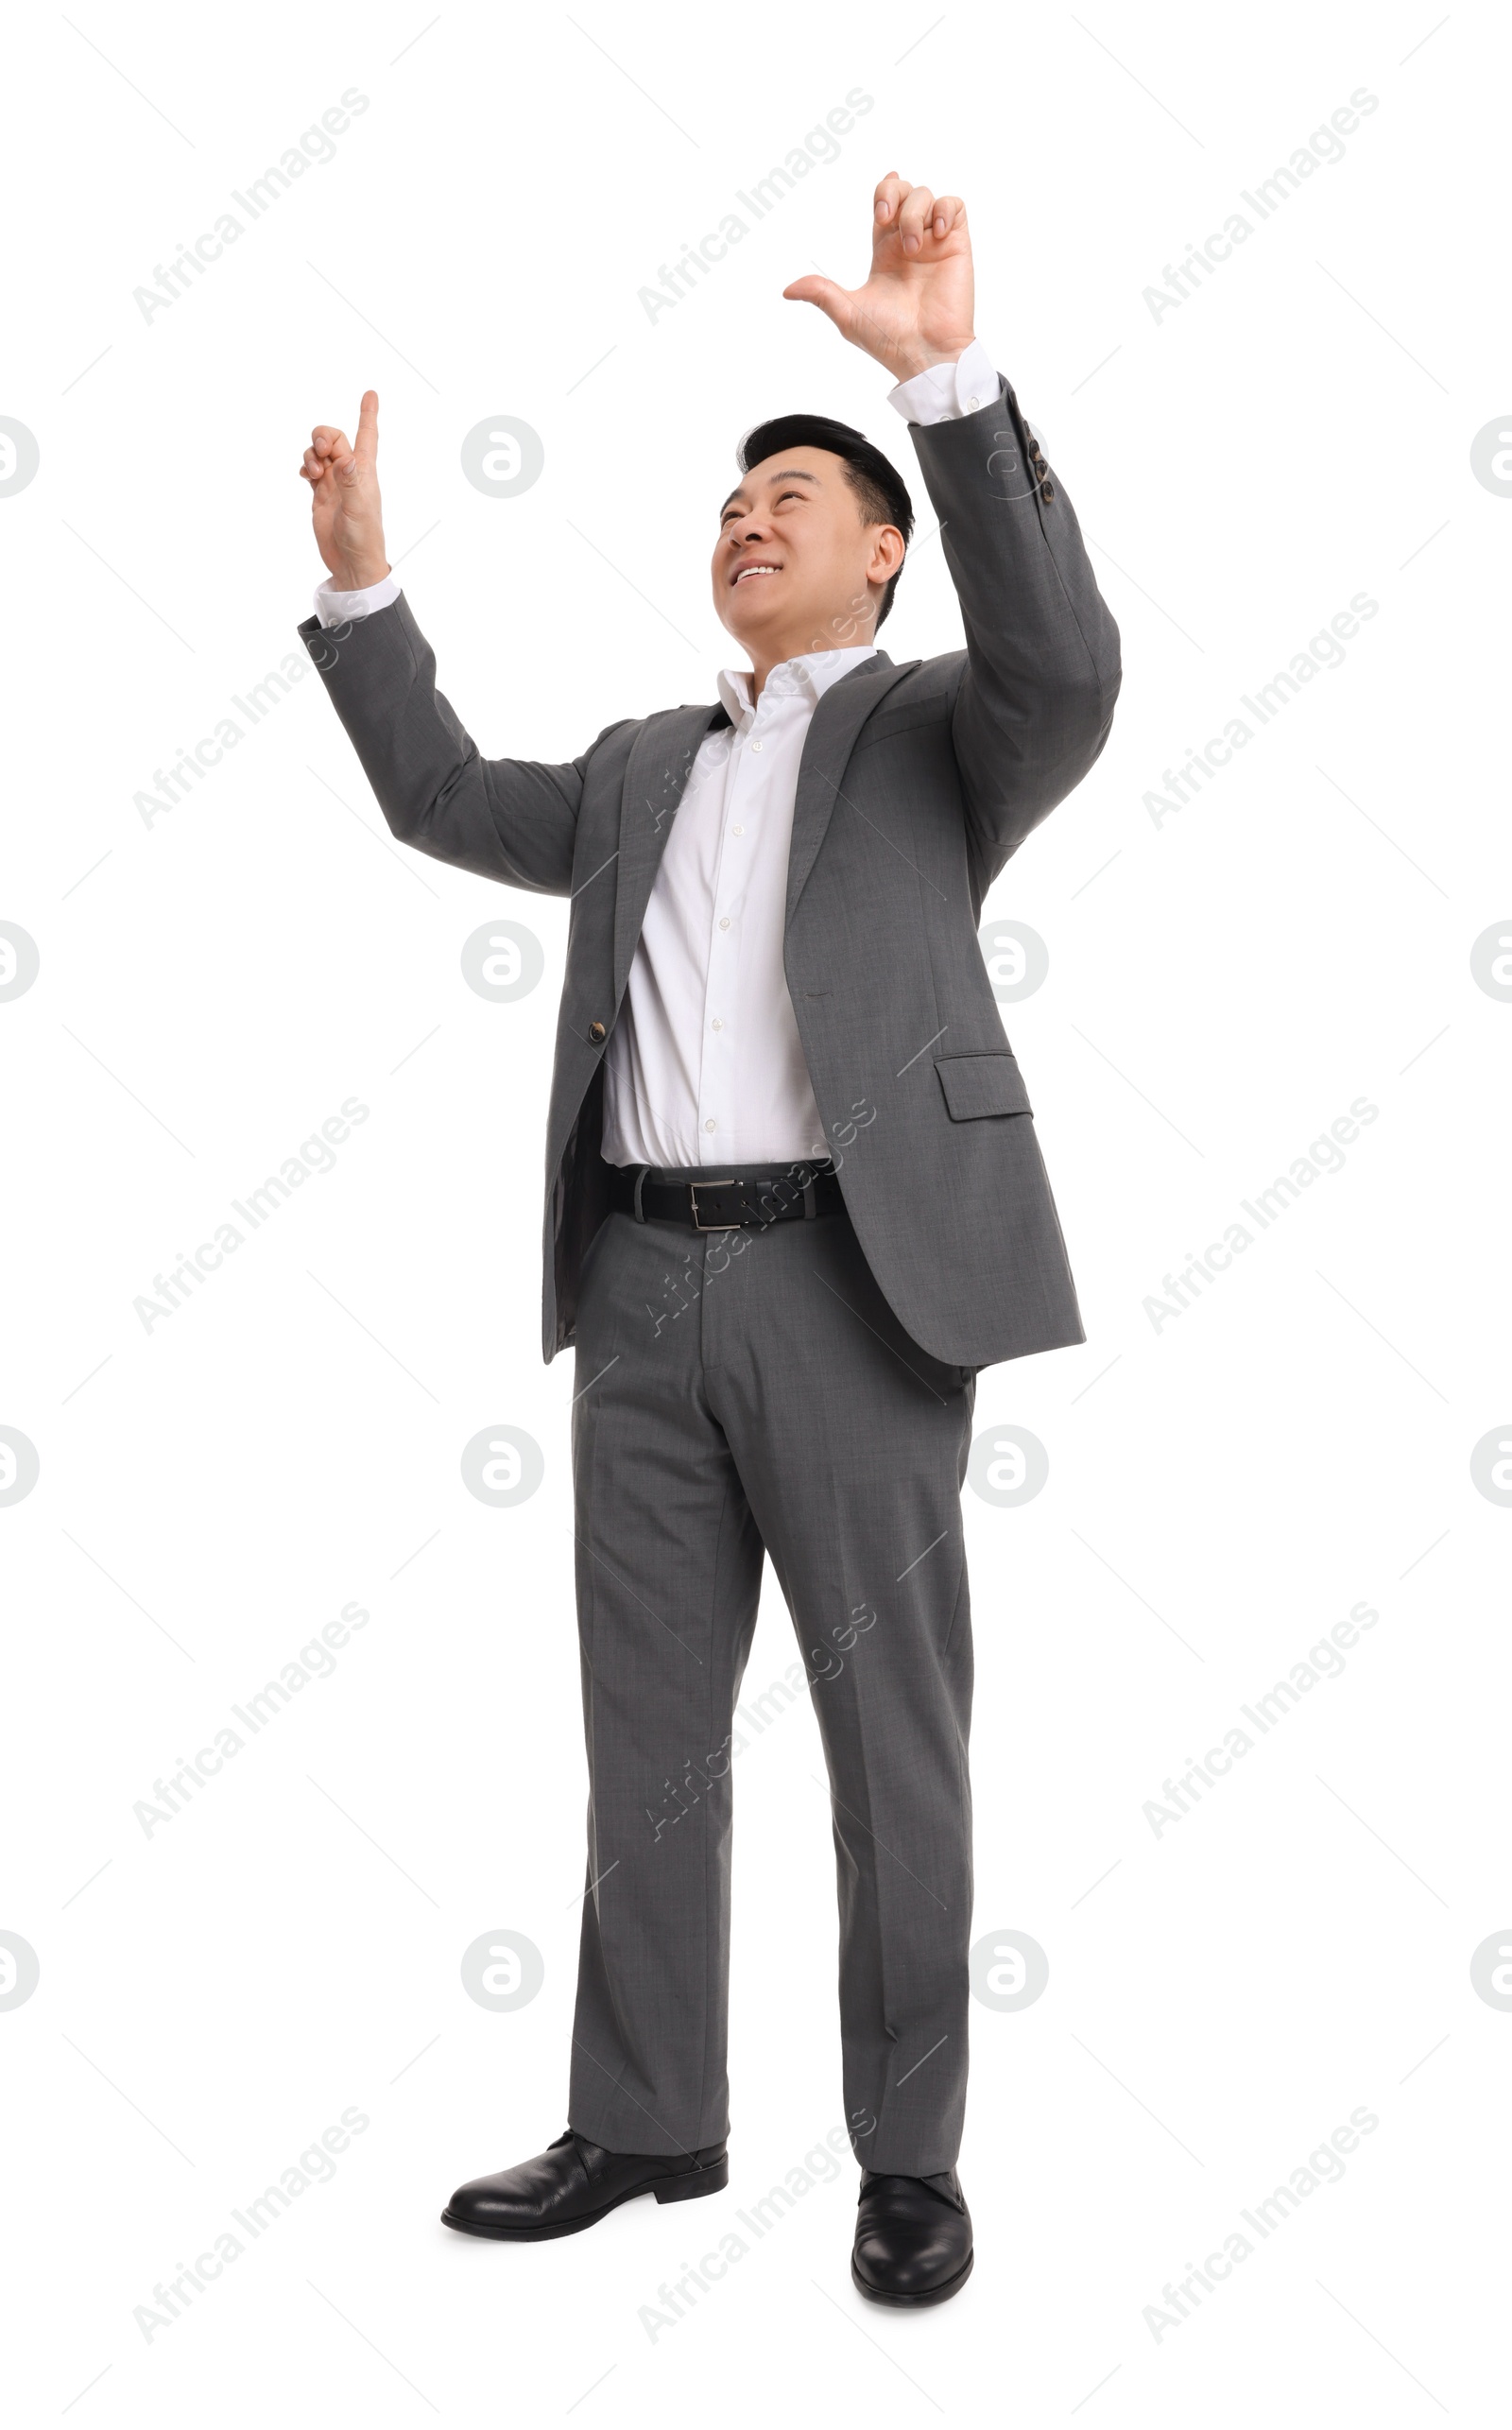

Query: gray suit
(300, 374), (1121, 1370)
(300, 374), (1119, 2175)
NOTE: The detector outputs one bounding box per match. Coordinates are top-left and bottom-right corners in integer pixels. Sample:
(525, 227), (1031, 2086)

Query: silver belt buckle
(689, 1178), (739, 1232)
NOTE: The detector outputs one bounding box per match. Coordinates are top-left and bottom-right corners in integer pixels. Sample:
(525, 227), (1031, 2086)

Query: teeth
(736, 564), (778, 580)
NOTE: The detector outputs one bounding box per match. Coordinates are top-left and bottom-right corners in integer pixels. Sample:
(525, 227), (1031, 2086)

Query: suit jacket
(299, 373), (1121, 1369)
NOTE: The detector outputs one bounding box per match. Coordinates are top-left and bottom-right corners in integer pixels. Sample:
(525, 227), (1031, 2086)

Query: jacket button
(588, 1020), (606, 1043)
(1040, 478), (1056, 502)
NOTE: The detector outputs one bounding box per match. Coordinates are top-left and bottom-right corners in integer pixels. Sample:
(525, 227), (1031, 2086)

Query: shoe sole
(850, 2247), (974, 2306)
(440, 2155), (729, 2242)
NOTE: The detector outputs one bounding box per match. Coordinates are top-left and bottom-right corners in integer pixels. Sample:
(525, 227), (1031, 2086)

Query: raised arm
(785, 174), (1121, 892)
(297, 393), (617, 895)
(909, 372), (1120, 891)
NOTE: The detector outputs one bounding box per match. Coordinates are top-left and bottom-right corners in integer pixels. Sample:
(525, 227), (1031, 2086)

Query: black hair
(734, 413), (914, 629)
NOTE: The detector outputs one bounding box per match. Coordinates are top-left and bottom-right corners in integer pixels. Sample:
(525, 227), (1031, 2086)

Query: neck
(745, 618), (879, 706)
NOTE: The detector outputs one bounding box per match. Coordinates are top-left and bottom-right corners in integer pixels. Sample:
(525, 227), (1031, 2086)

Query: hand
(782, 172), (975, 383)
(300, 390), (390, 589)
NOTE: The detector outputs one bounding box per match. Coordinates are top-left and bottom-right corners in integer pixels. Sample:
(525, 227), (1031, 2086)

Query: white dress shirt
(603, 645), (876, 1166)
(313, 340), (1001, 1167)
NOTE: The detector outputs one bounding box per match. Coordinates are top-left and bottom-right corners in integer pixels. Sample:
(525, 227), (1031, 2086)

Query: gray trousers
(567, 1179), (977, 2179)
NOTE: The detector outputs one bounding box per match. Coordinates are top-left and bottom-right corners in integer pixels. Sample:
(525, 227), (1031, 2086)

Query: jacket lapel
(784, 650), (918, 925)
(612, 701), (730, 1006)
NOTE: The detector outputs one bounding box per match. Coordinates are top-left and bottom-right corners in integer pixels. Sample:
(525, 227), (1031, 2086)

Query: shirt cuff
(314, 572), (402, 629)
(886, 337), (1000, 425)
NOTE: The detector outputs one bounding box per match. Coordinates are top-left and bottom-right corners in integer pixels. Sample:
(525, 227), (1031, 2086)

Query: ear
(868, 525), (906, 584)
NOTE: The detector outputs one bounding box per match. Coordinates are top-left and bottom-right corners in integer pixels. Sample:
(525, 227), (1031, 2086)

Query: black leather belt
(605, 1160), (843, 1231)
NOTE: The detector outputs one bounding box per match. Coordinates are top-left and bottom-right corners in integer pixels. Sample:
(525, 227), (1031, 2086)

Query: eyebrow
(719, 467), (822, 515)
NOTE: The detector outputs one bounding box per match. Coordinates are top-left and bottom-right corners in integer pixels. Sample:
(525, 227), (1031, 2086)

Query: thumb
(782, 275), (854, 333)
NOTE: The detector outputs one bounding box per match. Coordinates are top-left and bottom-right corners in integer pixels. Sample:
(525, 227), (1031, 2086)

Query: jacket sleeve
(906, 373), (1122, 894)
(297, 593), (630, 897)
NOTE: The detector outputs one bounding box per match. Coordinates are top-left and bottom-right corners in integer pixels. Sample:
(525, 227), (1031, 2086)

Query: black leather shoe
(851, 2167), (974, 2305)
(441, 2127), (729, 2242)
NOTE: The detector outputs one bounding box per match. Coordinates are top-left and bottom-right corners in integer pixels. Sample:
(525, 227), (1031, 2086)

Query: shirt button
(732, 824), (744, 836)
(719, 916), (730, 930)
(704, 1118), (716, 1133)
(750, 739), (762, 751)
(712, 1017), (723, 1031)
(967, 394), (979, 409)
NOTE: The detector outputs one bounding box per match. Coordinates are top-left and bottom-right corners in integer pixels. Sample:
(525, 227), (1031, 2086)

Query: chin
(728, 585), (789, 629)
(722, 608), (775, 647)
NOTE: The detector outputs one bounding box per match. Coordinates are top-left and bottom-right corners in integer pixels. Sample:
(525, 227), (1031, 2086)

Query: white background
(3, 2), (1507, 2420)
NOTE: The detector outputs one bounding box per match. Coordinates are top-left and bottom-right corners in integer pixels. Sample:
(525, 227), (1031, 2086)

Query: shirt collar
(716, 645), (878, 728)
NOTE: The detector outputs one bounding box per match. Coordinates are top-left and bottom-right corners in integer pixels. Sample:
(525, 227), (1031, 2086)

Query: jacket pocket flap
(936, 1052), (1032, 1120)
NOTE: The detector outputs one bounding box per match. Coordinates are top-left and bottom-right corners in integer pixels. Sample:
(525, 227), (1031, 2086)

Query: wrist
(884, 335), (976, 382)
(324, 557), (391, 594)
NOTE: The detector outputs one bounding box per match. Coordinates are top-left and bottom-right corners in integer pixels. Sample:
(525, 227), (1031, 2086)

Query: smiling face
(711, 445), (906, 668)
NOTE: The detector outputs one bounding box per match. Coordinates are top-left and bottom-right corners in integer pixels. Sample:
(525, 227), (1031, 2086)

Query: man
(298, 171), (1119, 2307)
